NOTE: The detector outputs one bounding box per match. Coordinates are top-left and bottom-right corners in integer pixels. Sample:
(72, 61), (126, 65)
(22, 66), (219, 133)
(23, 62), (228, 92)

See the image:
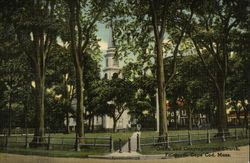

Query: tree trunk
(91, 116), (94, 132)
(68, 1), (85, 141)
(75, 67), (85, 139)
(236, 108), (241, 126)
(242, 101), (249, 128)
(216, 76), (228, 136)
(8, 89), (12, 136)
(32, 61), (45, 143)
(174, 109), (178, 129)
(87, 116), (91, 132)
(24, 95), (29, 133)
(65, 112), (70, 134)
(187, 107), (192, 130)
(150, 1), (168, 138)
(155, 38), (168, 137)
(113, 117), (117, 133)
(208, 107), (212, 126)
(244, 111), (248, 128)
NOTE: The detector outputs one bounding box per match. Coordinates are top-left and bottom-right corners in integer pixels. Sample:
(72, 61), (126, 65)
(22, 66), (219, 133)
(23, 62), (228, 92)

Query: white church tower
(99, 22), (131, 130)
(103, 22), (120, 80)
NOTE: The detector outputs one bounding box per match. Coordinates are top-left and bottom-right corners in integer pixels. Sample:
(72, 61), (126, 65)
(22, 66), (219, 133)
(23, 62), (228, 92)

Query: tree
(0, 57), (29, 135)
(83, 52), (101, 132)
(0, 6), (34, 134)
(110, 0), (194, 137)
(46, 44), (75, 133)
(227, 32), (250, 127)
(165, 55), (214, 130)
(2, 0), (65, 143)
(64, 0), (109, 139)
(93, 78), (136, 132)
(187, 0), (249, 135)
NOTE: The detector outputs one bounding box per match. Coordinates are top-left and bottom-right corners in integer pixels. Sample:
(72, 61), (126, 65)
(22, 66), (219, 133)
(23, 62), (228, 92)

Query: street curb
(88, 154), (174, 160)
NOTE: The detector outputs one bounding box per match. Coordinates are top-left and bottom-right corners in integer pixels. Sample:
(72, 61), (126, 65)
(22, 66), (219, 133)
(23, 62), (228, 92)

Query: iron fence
(0, 134), (113, 152)
(139, 128), (249, 152)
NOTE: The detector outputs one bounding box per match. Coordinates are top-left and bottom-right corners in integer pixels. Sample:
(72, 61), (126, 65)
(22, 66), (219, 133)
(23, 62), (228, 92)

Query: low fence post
(25, 135), (29, 148)
(207, 130), (211, 144)
(25, 128), (29, 149)
(47, 134), (51, 150)
(188, 131), (192, 146)
(94, 138), (96, 148)
(61, 137), (64, 150)
(166, 134), (169, 150)
(109, 136), (113, 153)
(119, 138), (122, 153)
(136, 133), (141, 152)
(128, 137), (131, 153)
(75, 134), (80, 152)
(5, 134), (8, 148)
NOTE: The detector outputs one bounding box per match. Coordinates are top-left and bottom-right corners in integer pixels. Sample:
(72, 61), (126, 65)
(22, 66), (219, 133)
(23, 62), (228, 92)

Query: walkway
(108, 131), (141, 157)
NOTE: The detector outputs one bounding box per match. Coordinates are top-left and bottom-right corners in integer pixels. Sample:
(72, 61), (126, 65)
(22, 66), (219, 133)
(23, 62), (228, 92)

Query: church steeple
(108, 21), (114, 48)
(103, 21), (120, 80)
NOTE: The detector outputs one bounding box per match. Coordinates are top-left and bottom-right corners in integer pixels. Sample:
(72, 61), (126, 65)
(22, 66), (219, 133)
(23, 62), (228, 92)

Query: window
(112, 73), (118, 79)
(104, 73), (108, 79)
(182, 110), (186, 116)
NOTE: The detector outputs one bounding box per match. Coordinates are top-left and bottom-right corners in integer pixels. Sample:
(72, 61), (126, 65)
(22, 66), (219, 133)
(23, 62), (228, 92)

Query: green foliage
(96, 78), (136, 116)
(89, 78), (136, 131)
(165, 55), (217, 127)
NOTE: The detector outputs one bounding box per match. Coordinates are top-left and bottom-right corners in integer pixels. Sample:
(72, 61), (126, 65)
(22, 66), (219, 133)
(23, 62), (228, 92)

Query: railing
(0, 128), (248, 153)
(139, 128), (249, 152)
(0, 134), (113, 152)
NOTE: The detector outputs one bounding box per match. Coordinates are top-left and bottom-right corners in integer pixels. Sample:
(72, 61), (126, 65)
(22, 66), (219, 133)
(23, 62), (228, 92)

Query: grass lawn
(140, 128), (249, 156)
(46, 131), (134, 150)
(0, 147), (106, 158)
(140, 138), (249, 156)
(0, 131), (134, 157)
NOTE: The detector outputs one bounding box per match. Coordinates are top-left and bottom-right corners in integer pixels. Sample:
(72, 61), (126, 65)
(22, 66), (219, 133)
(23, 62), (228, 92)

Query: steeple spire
(108, 21), (114, 48)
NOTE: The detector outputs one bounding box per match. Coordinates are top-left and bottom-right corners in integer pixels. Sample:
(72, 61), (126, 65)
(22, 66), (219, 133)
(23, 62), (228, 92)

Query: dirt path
(0, 145), (249, 163)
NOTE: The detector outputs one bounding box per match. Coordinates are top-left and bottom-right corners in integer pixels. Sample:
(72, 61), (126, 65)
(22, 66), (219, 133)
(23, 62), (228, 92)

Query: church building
(93, 23), (131, 131)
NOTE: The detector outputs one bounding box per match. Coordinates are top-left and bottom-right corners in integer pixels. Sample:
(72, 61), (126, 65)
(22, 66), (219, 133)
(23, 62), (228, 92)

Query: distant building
(167, 100), (207, 129)
(227, 111), (250, 125)
(94, 22), (131, 131)
(64, 113), (76, 132)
